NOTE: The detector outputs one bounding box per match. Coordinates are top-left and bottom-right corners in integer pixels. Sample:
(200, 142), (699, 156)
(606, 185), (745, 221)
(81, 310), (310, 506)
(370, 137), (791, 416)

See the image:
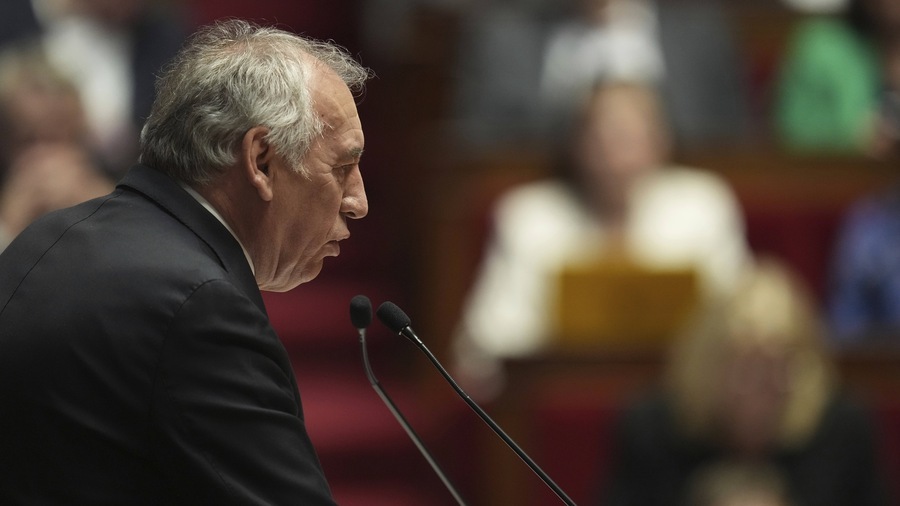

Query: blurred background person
(773, 0), (900, 154)
(538, 0), (750, 150)
(602, 259), (889, 506)
(449, 0), (751, 154)
(448, 0), (552, 151)
(39, 0), (187, 174)
(0, 42), (112, 250)
(0, 0), (187, 176)
(826, 82), (900, 345)
(451, 80), (750, 399)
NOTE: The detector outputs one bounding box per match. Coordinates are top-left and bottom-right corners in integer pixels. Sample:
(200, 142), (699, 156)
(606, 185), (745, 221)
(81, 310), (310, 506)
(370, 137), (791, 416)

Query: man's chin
(258, 261), (324, 293)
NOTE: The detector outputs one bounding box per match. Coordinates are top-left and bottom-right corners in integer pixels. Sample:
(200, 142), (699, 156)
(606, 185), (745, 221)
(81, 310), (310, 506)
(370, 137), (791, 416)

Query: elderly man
(0, 19), (368, 505)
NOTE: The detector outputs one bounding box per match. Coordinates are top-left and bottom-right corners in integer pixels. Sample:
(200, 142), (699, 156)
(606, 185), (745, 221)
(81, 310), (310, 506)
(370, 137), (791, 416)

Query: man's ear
(240, 125), (275, 202)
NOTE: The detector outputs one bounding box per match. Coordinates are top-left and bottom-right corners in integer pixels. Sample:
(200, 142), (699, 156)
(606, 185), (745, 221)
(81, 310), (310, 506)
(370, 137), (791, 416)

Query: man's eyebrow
(339, 147), (363, 164)
(344, 147), (364, 162)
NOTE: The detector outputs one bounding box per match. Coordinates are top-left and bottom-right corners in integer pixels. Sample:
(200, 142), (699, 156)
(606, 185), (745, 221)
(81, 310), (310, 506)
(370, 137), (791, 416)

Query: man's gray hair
(140, 19), (370, 185)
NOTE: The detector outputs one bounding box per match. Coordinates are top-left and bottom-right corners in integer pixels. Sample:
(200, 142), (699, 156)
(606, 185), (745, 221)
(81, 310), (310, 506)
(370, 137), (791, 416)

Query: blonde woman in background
(602, 258), (889, 506)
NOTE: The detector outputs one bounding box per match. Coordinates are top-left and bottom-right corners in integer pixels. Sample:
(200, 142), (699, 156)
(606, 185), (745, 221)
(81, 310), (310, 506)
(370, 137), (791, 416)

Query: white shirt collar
(178, 182), (255, 275)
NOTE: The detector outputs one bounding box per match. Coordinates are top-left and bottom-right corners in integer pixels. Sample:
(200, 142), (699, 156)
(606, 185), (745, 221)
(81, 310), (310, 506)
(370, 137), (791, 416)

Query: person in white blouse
(453, 80), (751, 399)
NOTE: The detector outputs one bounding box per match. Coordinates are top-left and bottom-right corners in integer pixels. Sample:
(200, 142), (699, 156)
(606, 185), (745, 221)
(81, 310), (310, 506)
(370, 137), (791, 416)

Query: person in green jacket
(774, 0), (900, 154)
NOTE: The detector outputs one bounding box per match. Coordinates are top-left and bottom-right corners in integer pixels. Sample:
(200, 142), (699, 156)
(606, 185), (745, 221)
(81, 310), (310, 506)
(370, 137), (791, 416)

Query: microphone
(349, 295), (467, 506)
(376, 301), (576, 506)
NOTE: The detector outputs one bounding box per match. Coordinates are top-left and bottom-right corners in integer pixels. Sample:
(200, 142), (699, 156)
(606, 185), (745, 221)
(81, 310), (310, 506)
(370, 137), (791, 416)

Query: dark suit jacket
(0, 165), (335, 505)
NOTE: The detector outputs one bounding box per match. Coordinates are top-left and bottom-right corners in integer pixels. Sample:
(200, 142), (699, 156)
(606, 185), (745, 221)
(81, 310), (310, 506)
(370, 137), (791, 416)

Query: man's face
(261, 69), (367, 291)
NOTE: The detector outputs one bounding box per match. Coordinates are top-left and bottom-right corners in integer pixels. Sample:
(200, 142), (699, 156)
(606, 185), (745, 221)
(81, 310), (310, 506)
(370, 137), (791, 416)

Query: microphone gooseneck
(349, 296), (467, 506)
(376, 301), (576, 506)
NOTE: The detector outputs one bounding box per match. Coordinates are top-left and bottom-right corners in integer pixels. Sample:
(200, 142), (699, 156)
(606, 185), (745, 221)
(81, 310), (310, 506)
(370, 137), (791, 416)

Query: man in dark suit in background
(0, 18), (369, 505)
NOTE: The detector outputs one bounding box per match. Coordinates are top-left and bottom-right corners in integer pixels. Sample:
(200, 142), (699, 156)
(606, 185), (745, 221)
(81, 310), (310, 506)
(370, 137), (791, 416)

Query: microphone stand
(398, 326), (576, 506)
(356, 327), (468, 506)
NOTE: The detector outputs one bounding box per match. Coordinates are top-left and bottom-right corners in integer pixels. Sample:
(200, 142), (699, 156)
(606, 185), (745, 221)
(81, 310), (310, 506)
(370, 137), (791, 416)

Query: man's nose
(342, 167), (368, 219)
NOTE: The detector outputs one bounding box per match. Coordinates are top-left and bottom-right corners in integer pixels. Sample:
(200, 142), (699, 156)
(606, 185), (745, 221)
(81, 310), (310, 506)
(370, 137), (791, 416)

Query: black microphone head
(376, 301), (411, 333)
(349, 295), (373, 329)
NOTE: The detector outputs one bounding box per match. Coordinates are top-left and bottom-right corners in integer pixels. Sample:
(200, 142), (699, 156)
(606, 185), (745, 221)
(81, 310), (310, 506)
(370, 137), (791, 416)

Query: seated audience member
(452, 80), (750, 398)
(0, 0), (187, 174)
(450, 0), (749, 152)
(538, 0), (749, 148)
(0, 43), (112, 250)
(774, 0), (900, 154)
(602, 259), (889, 506)
(826, 86), (900, 344)
(449, 0), (551, 150)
